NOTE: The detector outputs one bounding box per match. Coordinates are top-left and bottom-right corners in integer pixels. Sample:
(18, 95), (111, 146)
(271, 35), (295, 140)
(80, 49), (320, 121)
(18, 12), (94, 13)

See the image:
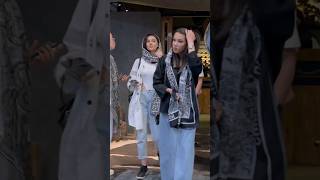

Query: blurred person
(54, 0), (109, 179)
(211, 0), (295, 179)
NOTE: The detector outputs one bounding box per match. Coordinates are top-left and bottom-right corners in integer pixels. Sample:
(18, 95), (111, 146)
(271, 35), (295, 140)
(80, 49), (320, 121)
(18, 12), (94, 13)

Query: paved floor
(110, 115), (210, 179)
(110, 169), (209, 180)
(110, 115), (320, 180)
(109, 114), (320, 180)
(110, 138), (210, 179)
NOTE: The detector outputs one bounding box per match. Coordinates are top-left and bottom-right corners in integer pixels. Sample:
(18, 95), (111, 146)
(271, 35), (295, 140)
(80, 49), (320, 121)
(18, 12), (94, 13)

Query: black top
(153, 51), (202, 114)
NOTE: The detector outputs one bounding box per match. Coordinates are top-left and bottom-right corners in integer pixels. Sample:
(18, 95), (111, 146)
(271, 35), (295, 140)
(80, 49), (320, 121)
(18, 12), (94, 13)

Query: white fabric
(127, 58), (142, 90)
(199, 67), (204, 78)
(127, 57), (157, 90)
(54, 0), (108, 180)
(127, 58), (144, 129)
(55, 0), (107, 87)
(139, 59), (157, 90)
(127, 57), (157, 129)
(284, 11), (301, 49)
(128, 90), (144, 130)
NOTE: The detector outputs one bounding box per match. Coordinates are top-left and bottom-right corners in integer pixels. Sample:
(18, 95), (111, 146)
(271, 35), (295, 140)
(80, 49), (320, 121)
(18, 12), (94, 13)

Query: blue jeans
(136, 90), (159, 160)
(158, 113), (196, 180)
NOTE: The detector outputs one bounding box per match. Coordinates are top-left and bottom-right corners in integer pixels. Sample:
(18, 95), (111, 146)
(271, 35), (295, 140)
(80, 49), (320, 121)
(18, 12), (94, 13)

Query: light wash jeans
(136, 90), (159, 160)
(158, 113), (196, 180)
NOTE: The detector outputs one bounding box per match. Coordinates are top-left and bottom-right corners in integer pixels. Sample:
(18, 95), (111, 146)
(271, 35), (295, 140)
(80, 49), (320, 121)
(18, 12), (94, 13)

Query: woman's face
(146, 35), (159, 53)
(172, 32), (187, 54)
(110, 33), (116, 50)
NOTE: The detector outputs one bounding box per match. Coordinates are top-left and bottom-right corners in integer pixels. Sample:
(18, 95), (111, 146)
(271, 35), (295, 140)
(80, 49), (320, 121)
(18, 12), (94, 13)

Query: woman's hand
(185, 29), (196, 44)
(25, 40), (66, 64)
(196, 88), (202, 96)
(166, 88), (173, 94)
(155, 49), (163, 58)
(139, 82), (146, 91)
(185, 29), (196, 53)
(283, 87), (295, 104)
(166, 88), (181, 101)
(119, 74), (129, 82)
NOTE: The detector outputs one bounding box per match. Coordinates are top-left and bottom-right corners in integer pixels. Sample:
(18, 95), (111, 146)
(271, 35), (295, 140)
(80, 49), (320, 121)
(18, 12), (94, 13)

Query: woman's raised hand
(185, 29), (196, 44)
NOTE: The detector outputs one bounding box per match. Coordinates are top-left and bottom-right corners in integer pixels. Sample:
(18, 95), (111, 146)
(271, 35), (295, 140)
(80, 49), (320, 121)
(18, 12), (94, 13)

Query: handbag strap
(136, 58), (143, 87)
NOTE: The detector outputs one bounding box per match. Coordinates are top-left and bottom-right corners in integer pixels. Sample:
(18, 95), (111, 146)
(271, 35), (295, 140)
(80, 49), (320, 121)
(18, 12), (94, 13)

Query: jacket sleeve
(127, 58), (141, 91)
(55, 56), (95, 94)
(187, 51), (203, 81)
(153, 58), (169, 99)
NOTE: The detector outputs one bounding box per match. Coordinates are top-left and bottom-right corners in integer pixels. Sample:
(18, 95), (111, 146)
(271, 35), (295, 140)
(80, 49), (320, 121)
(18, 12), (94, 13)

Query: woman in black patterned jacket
(153, 28), (202, 180)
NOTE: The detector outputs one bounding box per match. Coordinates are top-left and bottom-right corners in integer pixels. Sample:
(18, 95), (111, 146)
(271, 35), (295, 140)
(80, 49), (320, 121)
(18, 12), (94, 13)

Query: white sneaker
(110, 169), (114, 176)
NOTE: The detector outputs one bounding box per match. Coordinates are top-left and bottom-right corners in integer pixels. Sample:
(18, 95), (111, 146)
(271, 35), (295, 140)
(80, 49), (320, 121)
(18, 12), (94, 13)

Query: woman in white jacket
(54, 0), (108, 179)
(127, 33), (162, 179)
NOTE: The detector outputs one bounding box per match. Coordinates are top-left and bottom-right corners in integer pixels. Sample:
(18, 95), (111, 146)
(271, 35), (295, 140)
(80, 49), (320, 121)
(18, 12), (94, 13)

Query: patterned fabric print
(110, 55), (119, 130)
(165, 49), (192, 125)
(142, 48), (159, 63)
(214, 8), (263, 179)
(127, 58), (141, 92)
(0, 0), (30, 175)
(150, 91), (160, 116)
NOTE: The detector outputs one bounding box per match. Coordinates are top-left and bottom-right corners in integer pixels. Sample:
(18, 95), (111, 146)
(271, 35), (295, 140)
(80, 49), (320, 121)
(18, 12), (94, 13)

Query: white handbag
(128, 90), (144, 130)
(128, 60), (145, 130)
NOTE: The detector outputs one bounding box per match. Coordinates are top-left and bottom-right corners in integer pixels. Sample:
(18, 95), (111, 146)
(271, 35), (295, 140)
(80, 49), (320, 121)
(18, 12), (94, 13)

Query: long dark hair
(171, 28), (200, 70)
